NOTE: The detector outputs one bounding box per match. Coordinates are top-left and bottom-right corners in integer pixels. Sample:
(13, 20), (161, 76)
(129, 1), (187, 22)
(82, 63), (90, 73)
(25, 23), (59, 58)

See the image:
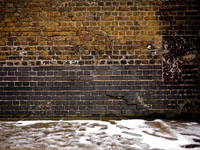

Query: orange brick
(4, 18), (14, 23)
(39, 41), (47, 45)
(32, 7), (42, 12)
(45, 27), (56, 31)
(54, 41), (67, 45)
(0, 56), (7, 60)
(145, 16), (158, 20)
(58, 56), (66, 60)
(102, 16), (115, 21)
(124, 36), (136, 41)
(72, 17), (85, 21)
(43, 56), (52, 60)
(53, 12), (61, 17)
(21, 18), (32, 22)
(6, 3), (14, 7)
(66, 56), (80, 60)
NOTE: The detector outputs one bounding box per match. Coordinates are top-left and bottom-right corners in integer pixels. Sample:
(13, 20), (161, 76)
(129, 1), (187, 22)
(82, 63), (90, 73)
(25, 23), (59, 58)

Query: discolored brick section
(163, 36), (200, 83)
(0, 64), (199, 118)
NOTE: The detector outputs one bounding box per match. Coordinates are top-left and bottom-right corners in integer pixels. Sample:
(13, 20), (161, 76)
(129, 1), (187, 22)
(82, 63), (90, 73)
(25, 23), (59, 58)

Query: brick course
(0, 0), (199, 118)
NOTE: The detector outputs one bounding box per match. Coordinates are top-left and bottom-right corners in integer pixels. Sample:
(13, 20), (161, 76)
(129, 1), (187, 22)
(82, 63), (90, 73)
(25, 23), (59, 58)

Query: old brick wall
(0, 0), (199, 118)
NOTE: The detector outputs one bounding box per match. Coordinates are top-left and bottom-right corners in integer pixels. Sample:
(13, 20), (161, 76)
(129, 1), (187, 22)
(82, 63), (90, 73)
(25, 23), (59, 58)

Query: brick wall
(0, 0), (199, 118)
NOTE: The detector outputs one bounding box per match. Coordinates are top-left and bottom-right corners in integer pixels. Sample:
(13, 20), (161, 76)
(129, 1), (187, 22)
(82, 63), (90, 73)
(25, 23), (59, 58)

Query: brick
(18, 67), (31, 71)
(0, 72), (7, 76)
(4, 77), (17, 81)
(3, 67), (17, 71)
(18, 77), (32, 81)
(166, 105), (179, 109)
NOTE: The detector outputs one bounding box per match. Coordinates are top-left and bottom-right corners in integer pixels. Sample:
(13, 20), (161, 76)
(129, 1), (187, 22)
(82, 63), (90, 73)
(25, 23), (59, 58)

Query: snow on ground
(0, 119), (200, 150)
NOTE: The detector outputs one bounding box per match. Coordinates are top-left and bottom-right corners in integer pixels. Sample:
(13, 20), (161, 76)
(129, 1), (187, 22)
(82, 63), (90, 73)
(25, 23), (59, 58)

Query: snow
(0, 119), (200, 150)
(16, 120), (56, 126)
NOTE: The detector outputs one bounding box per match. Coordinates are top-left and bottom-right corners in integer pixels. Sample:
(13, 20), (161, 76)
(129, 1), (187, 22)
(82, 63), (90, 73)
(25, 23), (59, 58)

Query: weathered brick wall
(0, 0), (199, 118)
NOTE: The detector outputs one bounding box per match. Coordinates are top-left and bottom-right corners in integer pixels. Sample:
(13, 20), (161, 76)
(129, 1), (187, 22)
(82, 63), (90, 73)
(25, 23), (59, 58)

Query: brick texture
(0, 0), (199, 118)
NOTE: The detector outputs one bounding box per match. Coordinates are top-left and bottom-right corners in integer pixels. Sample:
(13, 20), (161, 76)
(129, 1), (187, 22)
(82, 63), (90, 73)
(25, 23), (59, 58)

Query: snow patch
(0, 119), (200, 150)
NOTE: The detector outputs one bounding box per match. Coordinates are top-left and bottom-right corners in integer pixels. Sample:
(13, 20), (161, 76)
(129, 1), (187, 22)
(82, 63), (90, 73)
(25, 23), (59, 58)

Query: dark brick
(7, 82), (14, 87)
(15, 72), (21, 76)
(37, 72), (45, 76)
(1, 106), (15, 110)
(22, 82), (29, 86)
(111, 81), (122, 85)
(143, 70), (149, 74)
(183, 65), (198, 69)
(80, 76), (93, 81)
(3, 67), (17, 71)
(111, 66), (124, 70)
(33, 77), (44, 81)
(21, 72), (29, 76)
(167, 95), (182, 99)
(109, 76), (123, 80)
(135, 70), (142, 75)
(54, 82), (62, 86)
(50, 66), (65, 70)
(94, 106), (107, 110)
(0, 72), (7, 76)
(93, 71), (105, 75)
(65, 106), (78, 110)
(13, 101), (20, 105)
(152, 76), (162, 80)
(113, 100), (126, 105)
(152, 104), (166, 109)
(33, 67), (44, 71)
(123, 105), (137, 109)
(139, 65), (152, 69)
(51, 106), (64, 110)
(81, 96), (94, 100)
(152, 65), (162, 69)
(105, 71), (112, 75)
(96, 76), (109, 80)
(4, 77), (17, 81)
(47, 72), (54, 76)
(38, 82), (46, 86)
(112, 71), (121, 75)
(139, 76), (152, 80)
(124, 65), (138, 70)
(80, 66), (94, 70)
(4, 87), (18, 91)
(167, 86), (182, 89)
(18, 77), (32, 81)
(79, 106), (93, 110)
(68, 71), (76, 75)
(123, 76), (133, 80)
(95, 66), (110, 70)
(152, 96), (166, 99)
(166, 105), (179, 109)
(108, 106), (121, 110)
(18, 67), (31, 71)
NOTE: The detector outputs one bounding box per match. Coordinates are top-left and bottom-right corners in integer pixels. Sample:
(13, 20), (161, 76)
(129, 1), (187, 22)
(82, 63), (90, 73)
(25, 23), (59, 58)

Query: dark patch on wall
(159, 0), (200, 35)
(162, 36), (200, 83)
